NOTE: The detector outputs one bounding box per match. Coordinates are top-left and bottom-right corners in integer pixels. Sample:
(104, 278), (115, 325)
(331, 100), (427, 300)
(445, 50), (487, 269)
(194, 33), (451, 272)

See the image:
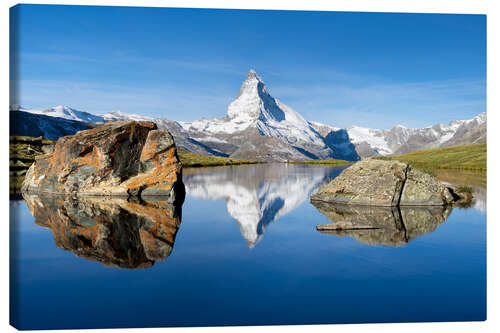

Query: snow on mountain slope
(10, 110), (93, 140)
(100, 110), (153, 122)
(12, 78), (485, 161)
(180, 70), (329, 151)
(17, 106), (154, 124)
(309, 121), (341, 136)
(339, 112), (487, 157)
(454, 112), (486, 127)
(19, 105), (105, 123)
(347, 126), (393, 155)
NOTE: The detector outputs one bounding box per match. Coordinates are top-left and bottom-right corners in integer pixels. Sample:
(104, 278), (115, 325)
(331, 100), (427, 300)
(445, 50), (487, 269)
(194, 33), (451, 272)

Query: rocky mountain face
(309, 122), (361, 161)
(176, 70), (334, 161)
(343, 112), (486, 157)
(441, 115), (487, 148)
(11, 70), (486, 161)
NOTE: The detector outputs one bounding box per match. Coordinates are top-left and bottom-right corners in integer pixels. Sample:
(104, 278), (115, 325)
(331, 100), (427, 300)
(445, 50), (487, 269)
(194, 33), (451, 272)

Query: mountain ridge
(11, 70), (486, 161)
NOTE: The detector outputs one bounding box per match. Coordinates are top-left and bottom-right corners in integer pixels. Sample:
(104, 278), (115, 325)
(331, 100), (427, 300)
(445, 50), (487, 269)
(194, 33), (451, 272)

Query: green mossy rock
(311, 159), (455, 206)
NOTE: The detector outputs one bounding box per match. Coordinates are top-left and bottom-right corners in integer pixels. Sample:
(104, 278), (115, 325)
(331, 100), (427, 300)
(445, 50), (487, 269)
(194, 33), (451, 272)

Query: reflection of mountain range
(184, 164), (345, 247)
(23, 194), (182, 269)
(312, 202), (452, 247)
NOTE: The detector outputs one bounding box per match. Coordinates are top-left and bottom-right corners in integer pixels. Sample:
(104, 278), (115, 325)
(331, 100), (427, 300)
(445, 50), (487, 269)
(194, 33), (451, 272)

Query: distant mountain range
(10, 110), (92, 140)
(10, 70), (486, 161)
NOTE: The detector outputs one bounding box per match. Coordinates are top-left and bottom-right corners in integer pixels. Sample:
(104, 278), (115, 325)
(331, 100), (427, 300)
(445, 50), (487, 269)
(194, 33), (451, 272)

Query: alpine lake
(10, 163), (486, 329)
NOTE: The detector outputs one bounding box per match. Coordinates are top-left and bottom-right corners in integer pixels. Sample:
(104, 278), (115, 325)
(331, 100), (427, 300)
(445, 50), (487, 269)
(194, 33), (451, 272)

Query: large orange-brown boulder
(21, 121), (184, 203)
(22, 194), (182, 269)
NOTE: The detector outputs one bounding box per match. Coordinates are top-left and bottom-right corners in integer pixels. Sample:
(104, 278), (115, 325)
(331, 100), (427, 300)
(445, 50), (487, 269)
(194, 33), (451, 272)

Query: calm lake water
(10, 164), (486, 330)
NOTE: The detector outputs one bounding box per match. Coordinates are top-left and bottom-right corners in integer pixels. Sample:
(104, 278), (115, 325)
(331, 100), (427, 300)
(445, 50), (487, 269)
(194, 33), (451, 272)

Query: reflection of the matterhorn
(312, 201), (453, 247)
(184, 164), (345, 248)
(22, 193), (182, 269)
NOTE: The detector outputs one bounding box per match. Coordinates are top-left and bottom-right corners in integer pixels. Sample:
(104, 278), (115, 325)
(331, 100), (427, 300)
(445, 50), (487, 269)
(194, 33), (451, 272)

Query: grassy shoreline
(10, 136), (56, 193)
(178, 150), (260, 168)
(286, 159), (353, 166)
(374, 143), (486, 171)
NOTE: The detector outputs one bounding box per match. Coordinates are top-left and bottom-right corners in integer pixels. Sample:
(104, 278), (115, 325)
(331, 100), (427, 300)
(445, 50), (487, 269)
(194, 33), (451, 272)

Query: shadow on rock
(22, 193), (183, 269)
(312, 201), (452, 247)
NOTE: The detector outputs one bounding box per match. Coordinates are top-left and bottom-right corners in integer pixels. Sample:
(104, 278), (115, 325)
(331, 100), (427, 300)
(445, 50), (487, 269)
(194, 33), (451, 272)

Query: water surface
(10, 164), (486, 329)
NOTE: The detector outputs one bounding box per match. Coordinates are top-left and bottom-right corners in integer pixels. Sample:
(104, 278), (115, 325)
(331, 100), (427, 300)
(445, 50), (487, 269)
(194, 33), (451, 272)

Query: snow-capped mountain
(100, 110), (153, 122)
(10, 110), (93, 140)
(175, 70), (485, 160)
(18, 105), (106, 123)
(177, 70), (334, 161)
(181, 70), (325, 147)
(183, 164), (344, 247)
(10, 70), (486, 160)
(340, 112), (487, 157)
(15, 105), (154, 124)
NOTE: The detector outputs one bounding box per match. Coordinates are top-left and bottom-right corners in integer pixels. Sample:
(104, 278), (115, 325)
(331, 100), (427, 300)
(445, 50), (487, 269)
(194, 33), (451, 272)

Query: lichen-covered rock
(400, 167), (454, 205)
(311, 159), (407, 206)
(22, 193), (182, 269)
(311, 159), (454, 206)
(21, 121), (184, 203)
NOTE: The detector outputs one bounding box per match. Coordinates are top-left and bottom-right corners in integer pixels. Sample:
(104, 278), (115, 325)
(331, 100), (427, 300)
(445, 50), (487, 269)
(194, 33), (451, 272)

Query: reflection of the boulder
(22, 194), (182, 269)
(184, 164), (345, 247)
(312, 202), (452, 247)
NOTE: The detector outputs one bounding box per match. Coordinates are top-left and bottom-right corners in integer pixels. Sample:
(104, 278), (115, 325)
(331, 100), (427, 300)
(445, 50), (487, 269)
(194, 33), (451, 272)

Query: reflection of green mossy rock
(313, 201), (452, 247)
(311, 159), (454, 206)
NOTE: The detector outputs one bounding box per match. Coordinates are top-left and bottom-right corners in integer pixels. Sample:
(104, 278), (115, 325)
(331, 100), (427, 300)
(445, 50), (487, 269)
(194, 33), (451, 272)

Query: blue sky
(11, 4), (486, 129)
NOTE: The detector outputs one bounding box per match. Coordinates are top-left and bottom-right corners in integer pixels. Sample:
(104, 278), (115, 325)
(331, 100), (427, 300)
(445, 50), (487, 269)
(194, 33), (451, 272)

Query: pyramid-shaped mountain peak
(245, 69), (263, 82)
(228, 70), (274, 120)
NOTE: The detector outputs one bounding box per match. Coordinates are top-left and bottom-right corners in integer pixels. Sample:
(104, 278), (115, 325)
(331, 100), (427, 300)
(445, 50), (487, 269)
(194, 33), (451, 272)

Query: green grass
(456, 185), (474, 193)
(433, 169), (486, 189)
(374, 143), (486, 171)
(287, 158), (353, 166)
(178, 149), (259, 168)
(10, 136), (56, 194)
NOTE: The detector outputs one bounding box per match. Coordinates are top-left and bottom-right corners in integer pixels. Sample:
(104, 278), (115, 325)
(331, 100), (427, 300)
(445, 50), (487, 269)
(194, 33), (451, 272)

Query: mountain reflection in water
(22, 194), (182, 269)
(312, 202), (453, 247)
(183, 164), (347, 247)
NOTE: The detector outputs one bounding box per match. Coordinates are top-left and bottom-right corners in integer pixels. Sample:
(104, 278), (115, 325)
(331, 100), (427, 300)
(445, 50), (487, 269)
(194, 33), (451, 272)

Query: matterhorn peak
(227, 69), (275, 121)
(245, 69), (264, 82)
(234, 69), (267, 100)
